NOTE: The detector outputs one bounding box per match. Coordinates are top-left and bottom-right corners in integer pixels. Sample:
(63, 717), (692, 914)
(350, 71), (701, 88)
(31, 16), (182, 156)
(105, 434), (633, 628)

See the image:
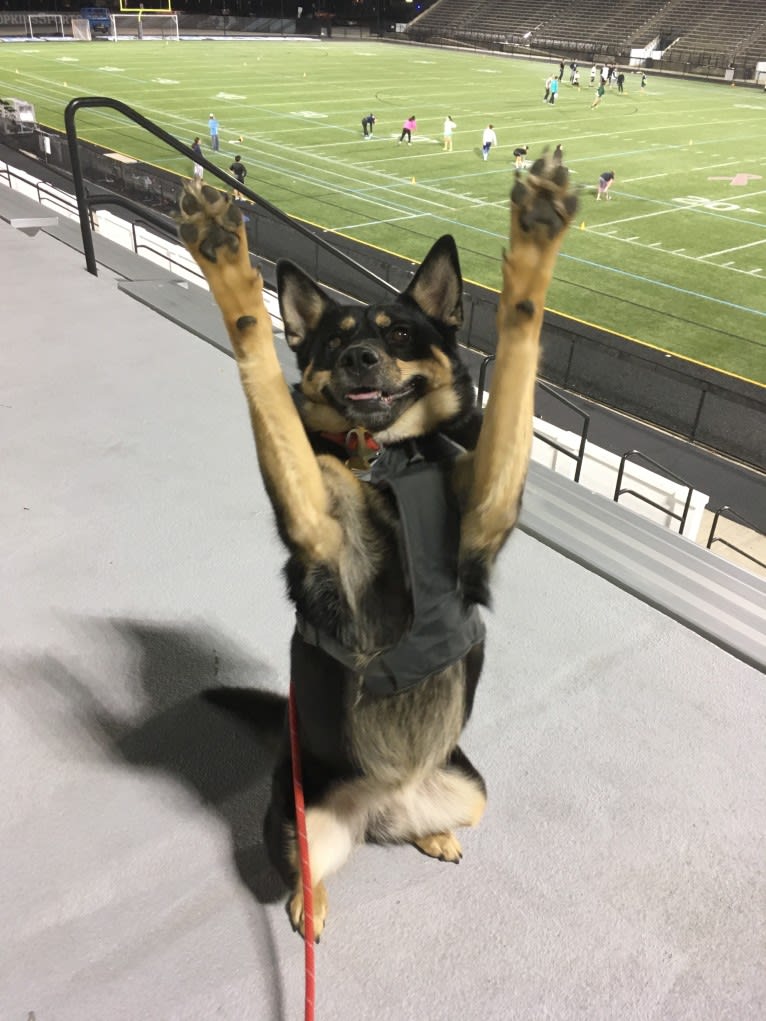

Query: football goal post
(110, 12), (180, 41)
(25, 13), (65, 38)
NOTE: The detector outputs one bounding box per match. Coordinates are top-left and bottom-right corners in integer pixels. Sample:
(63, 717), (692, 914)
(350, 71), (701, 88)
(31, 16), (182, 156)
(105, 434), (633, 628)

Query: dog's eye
(328, 336), (341, 351)
(389, 326), (411, 345)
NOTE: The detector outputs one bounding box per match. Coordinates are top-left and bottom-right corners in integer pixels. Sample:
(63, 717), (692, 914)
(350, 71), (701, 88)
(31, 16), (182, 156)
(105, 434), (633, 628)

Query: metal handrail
(63, 95), (398, 297)
(536, 380), (590, 483)
(614, 449), (694, 535)
(706, 506), (766, 570)
(34, 179), (89, 222)
(130, 218), (205, 280)
(476, 354), (590, 482)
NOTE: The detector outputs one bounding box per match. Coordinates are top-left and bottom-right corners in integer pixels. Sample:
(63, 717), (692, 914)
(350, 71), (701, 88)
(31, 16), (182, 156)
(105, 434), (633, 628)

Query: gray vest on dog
(296, 437), (486, 697)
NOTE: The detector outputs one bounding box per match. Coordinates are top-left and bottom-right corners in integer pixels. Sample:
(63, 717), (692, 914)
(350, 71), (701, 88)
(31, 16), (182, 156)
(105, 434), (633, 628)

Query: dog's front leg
(177, 183), (342, 566)
(460, 156), (577, 573)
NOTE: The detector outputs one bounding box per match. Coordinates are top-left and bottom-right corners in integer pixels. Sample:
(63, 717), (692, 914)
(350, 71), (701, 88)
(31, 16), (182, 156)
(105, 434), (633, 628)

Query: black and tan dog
(177, 155), (576, 938)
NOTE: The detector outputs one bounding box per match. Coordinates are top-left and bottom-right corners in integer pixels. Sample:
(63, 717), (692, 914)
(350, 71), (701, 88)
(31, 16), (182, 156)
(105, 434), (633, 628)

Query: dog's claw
(413, 831), (463, 863)
(288, 881), (329, 941)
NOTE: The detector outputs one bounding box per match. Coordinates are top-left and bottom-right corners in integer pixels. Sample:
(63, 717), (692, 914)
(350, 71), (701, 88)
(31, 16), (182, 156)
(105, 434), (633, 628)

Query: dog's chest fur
(285, 462), (474, 784)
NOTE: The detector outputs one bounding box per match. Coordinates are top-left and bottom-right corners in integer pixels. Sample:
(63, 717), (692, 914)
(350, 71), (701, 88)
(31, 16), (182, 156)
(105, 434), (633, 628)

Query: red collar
(319, 427), (380, 470)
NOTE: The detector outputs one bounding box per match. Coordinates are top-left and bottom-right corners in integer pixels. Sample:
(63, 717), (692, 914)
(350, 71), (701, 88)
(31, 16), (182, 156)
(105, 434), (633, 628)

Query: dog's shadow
(24, 618), (288, 905)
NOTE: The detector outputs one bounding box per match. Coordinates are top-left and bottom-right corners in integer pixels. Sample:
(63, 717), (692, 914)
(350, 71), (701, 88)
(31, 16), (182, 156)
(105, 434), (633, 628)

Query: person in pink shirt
(398, 115), (417, 144)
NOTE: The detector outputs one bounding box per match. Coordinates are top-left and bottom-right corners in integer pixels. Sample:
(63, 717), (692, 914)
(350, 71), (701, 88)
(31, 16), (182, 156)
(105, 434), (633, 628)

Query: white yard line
(699, 238), (766, 259)
(589, 207), (684, 229)
(690, 159), (741, 171)
(621, 172), (669, 183)
(336, 213), (423, 229)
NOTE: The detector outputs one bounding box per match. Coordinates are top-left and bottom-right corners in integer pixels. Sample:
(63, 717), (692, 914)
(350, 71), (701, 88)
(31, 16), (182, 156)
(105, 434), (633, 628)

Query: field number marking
(674, 195), (745, 212)
(708, 173), (762, 187)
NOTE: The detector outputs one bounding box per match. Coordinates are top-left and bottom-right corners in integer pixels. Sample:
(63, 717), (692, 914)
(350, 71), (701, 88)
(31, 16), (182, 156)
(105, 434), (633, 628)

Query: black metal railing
(477, 354), (590, 482)
(707, 506), (766, 571)
(614, 450), (694, 535)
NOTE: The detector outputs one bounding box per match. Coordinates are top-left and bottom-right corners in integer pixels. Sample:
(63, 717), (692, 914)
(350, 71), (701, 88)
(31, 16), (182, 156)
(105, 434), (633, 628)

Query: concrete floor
(2, 217), (765, 1020)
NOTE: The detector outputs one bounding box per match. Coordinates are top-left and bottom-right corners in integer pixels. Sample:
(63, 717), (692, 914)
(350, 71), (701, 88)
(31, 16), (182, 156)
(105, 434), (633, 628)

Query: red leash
(288, 683), (316, 1021)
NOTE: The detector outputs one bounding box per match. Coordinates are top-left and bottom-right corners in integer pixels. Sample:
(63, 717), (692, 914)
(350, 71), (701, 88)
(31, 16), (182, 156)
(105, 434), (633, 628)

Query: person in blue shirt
(208, 113), (220, 152)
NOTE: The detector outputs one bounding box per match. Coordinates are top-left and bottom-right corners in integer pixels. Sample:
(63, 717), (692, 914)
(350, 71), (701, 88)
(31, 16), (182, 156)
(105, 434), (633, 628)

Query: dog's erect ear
(403, 235), (464, 328)
(277, 260), (336, 350)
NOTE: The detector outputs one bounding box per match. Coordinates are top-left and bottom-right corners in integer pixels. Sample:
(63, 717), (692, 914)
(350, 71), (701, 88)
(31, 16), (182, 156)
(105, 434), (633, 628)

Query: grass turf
(2, 38), (765, 384)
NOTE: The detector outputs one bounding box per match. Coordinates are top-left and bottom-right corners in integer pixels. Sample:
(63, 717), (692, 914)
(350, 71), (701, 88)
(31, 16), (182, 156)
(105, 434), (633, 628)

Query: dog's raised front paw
(177, 181), (244, 264)
(511, 151), (578, 241)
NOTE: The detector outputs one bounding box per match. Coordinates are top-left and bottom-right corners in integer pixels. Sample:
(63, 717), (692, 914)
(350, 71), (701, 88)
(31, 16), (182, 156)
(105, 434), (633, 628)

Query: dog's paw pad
(512, 151), (578, 239)
(176, 181), (243, 264)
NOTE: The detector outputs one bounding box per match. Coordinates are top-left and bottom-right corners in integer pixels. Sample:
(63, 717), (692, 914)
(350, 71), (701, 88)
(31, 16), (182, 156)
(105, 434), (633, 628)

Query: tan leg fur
(177, 182), (345, 569)
(458, 156), (577, 567)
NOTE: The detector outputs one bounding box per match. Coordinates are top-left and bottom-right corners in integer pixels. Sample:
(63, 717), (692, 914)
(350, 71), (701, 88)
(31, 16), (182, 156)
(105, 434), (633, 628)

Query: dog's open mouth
(345, 386), (414, 407)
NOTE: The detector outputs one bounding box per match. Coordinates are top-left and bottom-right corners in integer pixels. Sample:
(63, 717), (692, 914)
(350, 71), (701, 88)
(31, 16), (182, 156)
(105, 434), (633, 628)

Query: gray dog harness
(296, 436), (486, 697)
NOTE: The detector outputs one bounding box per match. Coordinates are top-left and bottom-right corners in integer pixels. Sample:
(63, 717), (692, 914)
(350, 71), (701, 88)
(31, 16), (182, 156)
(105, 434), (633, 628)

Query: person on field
(481, 123), (497, 160)
(443, 114), (456, 151)
(591, 81), (606, 108)
(208, 113), (220, 152)
(361, 113), (376, 137)
(597, 170), (615, 200)
(229, 154), (247, 198)
(398, 115), (416, 144)
(548, 77), (559, 104)
(191, 137), (204, 180)
(513, 143), (529, 169)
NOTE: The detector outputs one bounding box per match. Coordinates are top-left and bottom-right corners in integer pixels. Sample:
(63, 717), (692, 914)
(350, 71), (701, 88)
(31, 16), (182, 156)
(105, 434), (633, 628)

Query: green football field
(2, 38), (765, 384)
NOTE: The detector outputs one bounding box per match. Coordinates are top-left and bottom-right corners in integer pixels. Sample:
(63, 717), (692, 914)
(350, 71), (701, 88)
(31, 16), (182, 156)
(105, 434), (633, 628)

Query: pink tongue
(348, 391), (380, 401)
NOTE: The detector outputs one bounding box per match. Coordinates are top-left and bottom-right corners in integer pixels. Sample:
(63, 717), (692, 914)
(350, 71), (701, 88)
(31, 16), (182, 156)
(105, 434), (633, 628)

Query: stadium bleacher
(407, 0), (766, 73)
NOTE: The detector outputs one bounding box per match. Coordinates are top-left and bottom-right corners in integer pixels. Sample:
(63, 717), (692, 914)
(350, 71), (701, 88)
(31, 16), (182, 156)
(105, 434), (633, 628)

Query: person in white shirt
(481, 124), (497, 161)
(443, 115), (456, 152)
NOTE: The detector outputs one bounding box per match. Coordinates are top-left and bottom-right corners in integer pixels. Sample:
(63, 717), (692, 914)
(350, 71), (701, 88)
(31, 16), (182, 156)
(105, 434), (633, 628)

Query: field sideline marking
(699, 238), (766, 260)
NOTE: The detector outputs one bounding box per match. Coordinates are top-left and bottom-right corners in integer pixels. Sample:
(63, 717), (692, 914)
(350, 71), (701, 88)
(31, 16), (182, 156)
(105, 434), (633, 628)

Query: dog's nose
(338, 344), (380, 374)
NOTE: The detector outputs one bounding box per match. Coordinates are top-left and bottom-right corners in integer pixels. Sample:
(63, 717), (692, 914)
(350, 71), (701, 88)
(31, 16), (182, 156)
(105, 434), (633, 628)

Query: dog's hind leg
(287, 781), (371, 939)
(374, 753), (487, 864)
